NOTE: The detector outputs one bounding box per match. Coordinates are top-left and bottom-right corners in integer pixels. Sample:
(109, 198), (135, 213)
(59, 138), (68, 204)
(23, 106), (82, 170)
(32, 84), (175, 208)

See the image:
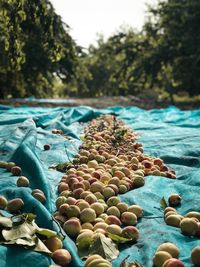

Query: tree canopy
(0, 0), (76, 98)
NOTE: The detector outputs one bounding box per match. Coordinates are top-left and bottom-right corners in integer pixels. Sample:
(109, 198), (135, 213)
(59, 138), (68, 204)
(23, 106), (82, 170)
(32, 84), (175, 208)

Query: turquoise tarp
(0, 105), (200, 267)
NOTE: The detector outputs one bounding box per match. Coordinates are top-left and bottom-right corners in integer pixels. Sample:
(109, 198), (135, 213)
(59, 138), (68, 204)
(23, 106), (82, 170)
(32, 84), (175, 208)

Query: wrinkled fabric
(0, 105), (199, 267)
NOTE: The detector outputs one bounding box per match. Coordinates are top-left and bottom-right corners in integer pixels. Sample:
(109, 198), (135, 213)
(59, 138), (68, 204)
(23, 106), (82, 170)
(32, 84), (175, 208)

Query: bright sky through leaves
(49, 0), (158, 48)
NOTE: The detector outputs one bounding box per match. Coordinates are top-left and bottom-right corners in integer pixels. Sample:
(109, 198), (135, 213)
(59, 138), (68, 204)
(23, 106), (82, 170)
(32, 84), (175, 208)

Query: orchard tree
(0, 0), (77, 98)
(143, 0), (200, 96)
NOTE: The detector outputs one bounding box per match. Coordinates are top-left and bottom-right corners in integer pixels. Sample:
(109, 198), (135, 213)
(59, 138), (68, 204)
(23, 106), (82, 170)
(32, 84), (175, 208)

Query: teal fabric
(0, 105), (199, 267)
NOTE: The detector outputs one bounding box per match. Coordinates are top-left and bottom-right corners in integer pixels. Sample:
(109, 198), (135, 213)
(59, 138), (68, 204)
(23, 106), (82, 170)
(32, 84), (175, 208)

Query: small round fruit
(44, 144), (51, 150)
(165, 215), (182, 227)
(93, 222), (108, 231)
(153, 251), (172, 267)
(90, 202), (104, 216)
(106, 224), (122, 236)
(162, 258), (185, 267)
(164, 207), (177, 215)
(6, 162), (16, 171)
(168, 194), (182, 207)
(121, 226), (139, 241)
(7, 198), (24, 213)
(0, 161), (8, 168)
(157, 242), (179, 259)
(51, 249), (71, 266)
(76, 231), (94, 250)
(44, 236), (63, 252)
(80, 208), (96, 223)
(102, 187), (115, 199)
(81, 223), (94, 231)
(127, 205), (143, 218)
(0, 196), (7, 209)
(63, 219), (81, 237)
(105, 215), (122, 226)
(106, 206), (120, 218)
(121, 212), (137, 226)
(17, 176), (29, 187)
(65, 205), (80, 219)
(106, 196), (120, 207)
(84, 255), (103, 267)
(56, 196), (67, 209)
(117, 202), (128, 214)
(191, 246), (200, 267)
(32, 192), (46, 204)
(11, 166), (22, 176)
(185, 211), (200, 221)
(180, 218), (198, 236)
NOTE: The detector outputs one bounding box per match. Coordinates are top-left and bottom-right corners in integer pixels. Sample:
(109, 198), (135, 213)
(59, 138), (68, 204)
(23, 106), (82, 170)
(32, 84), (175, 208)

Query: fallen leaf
(89, 233), (119, 261)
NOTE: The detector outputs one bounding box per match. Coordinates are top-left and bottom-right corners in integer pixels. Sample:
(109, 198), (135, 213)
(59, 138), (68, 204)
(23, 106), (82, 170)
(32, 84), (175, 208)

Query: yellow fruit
(180, 218), (198, 236)
(153, 251), (172, 267)
(44, 236), (63, 252)
(157, 242), (179, 258)
(191, 246), (200, 267)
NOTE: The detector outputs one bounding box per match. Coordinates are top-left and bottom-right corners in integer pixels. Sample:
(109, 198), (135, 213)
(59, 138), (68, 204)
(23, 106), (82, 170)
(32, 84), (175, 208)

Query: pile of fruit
(54, 115), (186, 266)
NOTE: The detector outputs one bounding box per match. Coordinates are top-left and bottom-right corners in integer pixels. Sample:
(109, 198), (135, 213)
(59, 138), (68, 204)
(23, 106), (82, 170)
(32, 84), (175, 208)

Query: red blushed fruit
(65, 197), (77, 205)
(162, 258), (185, 267)
(142, 160), (152, 169)
(73, 188), (84, 199)
(51, 249), (71, 266)
(107, 184), (119, 195)
(58, 182), (69, 193)
(168, 194), (182, 207)
(72, 182), (85, 190)
(11, 166), (22, 176)
(44, 144), (50, 150)
(160, 165), (169, 172)
(105, 215), (122, 226)
(153, 158), (164, 167)
(88, 177), (98, 184)
(92, 171), (101, 179)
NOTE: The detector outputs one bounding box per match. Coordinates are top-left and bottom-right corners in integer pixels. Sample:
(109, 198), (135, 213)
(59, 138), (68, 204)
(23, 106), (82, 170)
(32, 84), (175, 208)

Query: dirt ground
(0, 95), (200, 110)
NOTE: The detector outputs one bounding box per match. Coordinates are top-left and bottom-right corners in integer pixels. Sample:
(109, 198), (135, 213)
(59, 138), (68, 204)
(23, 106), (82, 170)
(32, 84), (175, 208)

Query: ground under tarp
(0, 105), (199, 267)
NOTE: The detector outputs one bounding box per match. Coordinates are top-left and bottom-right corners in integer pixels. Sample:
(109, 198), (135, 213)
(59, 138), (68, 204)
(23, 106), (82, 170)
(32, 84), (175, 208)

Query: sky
(49, 0), (158, 48)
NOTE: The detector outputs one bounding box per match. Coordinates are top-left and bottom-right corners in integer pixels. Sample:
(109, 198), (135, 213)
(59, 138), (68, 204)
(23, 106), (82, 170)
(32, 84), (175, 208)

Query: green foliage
(0, 0), (76, 98)
(69, 0), (200, 98)
(141, 0), (200, 96)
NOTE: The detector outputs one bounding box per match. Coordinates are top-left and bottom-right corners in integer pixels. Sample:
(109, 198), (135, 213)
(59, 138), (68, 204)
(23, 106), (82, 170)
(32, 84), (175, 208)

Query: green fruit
(80, 208), (96, 223)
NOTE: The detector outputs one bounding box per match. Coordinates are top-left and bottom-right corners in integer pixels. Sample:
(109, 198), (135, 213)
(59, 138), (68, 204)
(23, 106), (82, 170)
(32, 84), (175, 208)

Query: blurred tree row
(0, 0), (200, 99)
(69, 0), (200, 99)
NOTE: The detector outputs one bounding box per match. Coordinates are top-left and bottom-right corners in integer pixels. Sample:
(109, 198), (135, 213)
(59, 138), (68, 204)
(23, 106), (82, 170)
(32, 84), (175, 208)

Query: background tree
(142, 0), (200, 97)
(0, 0), (77, 98)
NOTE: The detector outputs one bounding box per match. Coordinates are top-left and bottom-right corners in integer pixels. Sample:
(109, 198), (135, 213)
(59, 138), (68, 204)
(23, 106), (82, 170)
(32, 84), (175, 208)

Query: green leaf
(23, 213), (37, 222)
(0, 216), (12, 228)
(35, 227), (58, 239)
(80, 135), (85, 141)
(107, 233), (132, 243)
(89, 233), (119, 261)
(160, 197), (168, 209)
